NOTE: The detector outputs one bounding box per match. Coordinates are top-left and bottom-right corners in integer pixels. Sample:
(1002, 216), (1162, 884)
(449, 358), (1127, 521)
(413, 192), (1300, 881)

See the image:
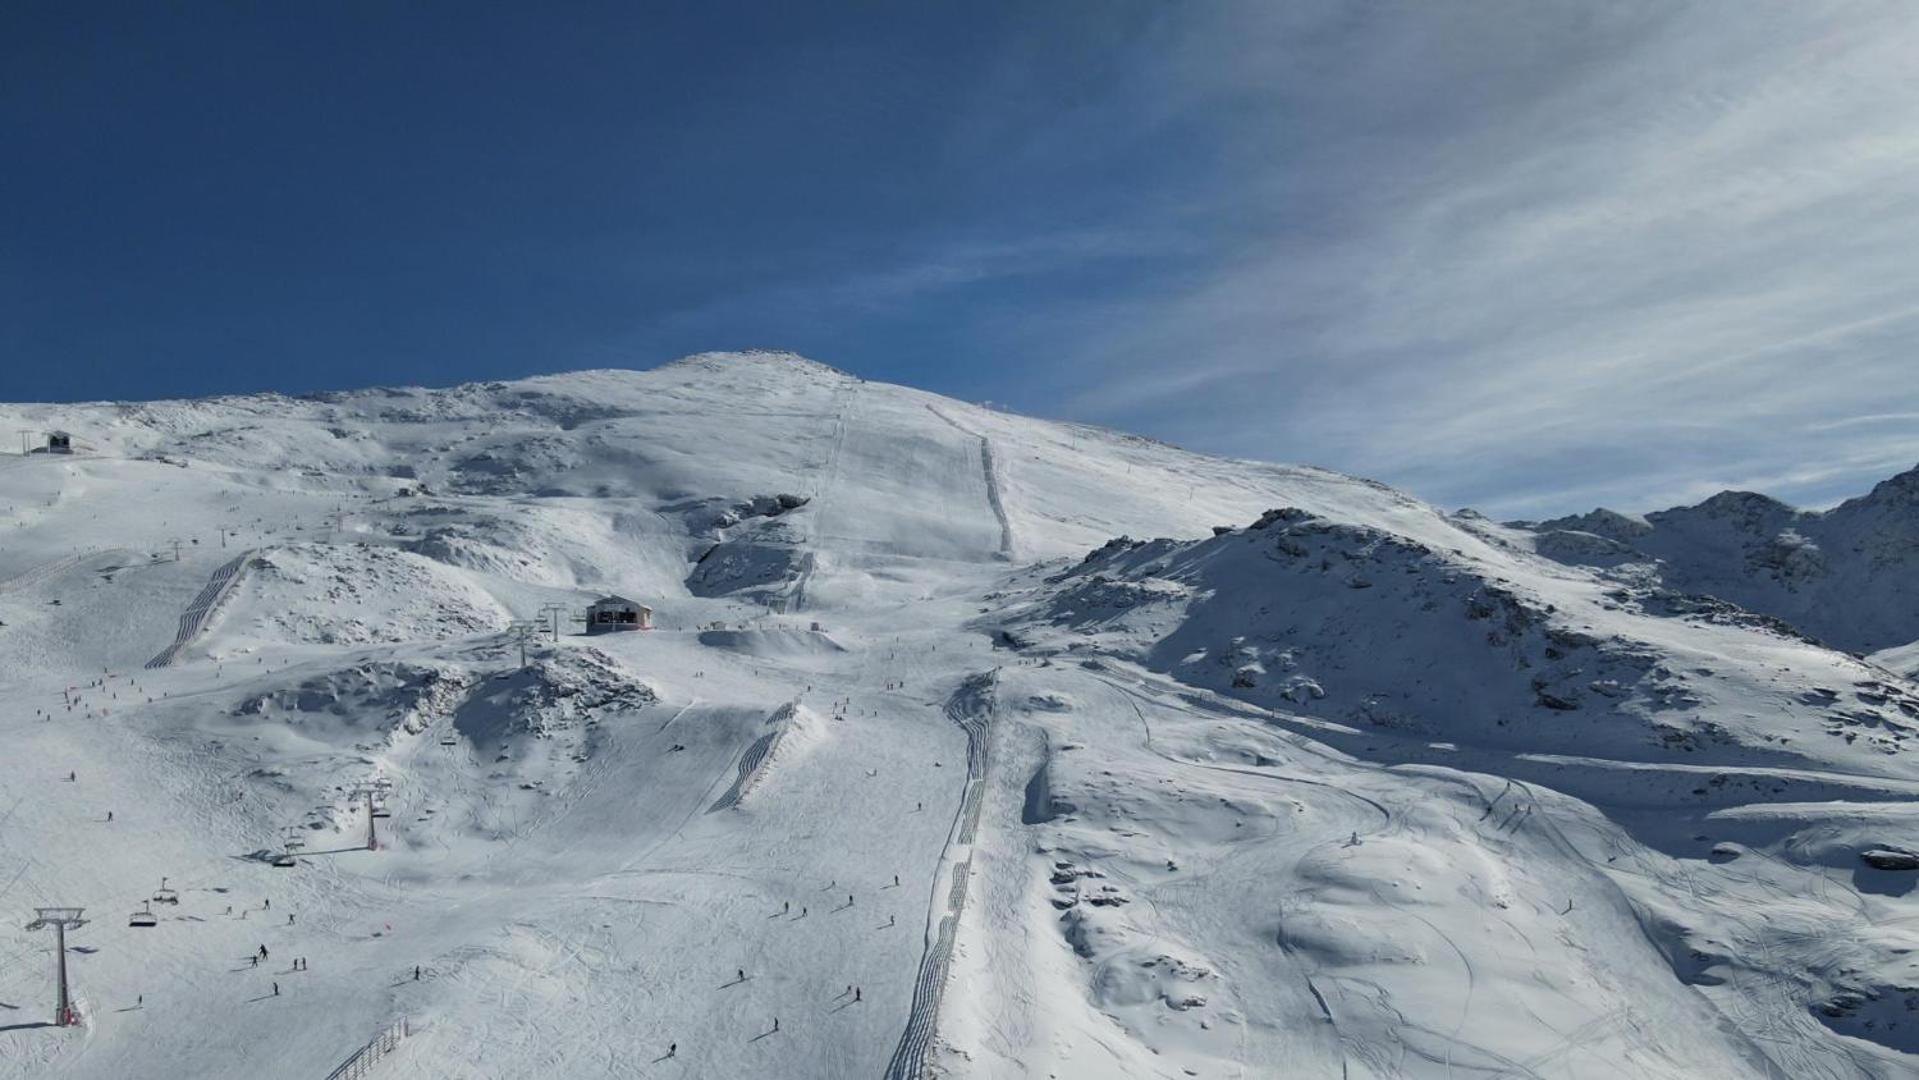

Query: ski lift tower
(505, 621), (540, 668)
(25, 907), (86, 1026)
(350, 785), (382, 851)
(537, 603), (568, 643)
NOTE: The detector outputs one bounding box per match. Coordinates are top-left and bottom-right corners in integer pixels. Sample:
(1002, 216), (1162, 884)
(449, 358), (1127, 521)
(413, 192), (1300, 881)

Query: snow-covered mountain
(3, 351), (1918, 1079)
(1516, 468), (1919, 656)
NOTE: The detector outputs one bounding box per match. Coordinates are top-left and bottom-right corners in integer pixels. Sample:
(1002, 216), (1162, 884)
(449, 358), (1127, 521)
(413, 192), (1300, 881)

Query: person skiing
(250, 955), (258, 967)
(772, 1017), (779, 1033)
(272, 982), (279, 997)
(783, 901), (789, 914)
(848, 894), (854, 906)
(855, 987), (862, 1002)
(737, 967), (746, 982)
(106, 811), (113, 822)
(264, 898), (270, 910)
(667, 1042), (676, 1058)
(887, 915), (896, 927)
(414, 965), (422, 981)
(288, 914), (294, 924)
(893, 874), (899, 887)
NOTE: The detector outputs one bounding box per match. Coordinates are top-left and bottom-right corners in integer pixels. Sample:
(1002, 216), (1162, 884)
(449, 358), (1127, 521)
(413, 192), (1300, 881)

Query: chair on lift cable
(271, 851), (297, 868)
(152, 877), (179, 905)
(129, 901), (157, 928)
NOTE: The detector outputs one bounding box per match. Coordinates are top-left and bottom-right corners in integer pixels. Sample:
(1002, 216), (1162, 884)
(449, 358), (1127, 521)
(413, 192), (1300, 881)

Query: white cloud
(1049, 1), (1919, 516)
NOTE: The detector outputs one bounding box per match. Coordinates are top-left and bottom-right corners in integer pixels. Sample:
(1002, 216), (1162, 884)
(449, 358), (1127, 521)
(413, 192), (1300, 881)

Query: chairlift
(152, 877), (179, 905)
(439, 733), (459, 746)
(282, 830), (306, 851)
(271, 851), (297, 868)
(371, 803), (392, 819)
(129, 901), (158, 929)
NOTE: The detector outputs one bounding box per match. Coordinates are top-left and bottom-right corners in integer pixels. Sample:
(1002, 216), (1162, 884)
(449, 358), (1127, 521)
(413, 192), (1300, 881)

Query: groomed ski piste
(2, 352), (1919, 1078)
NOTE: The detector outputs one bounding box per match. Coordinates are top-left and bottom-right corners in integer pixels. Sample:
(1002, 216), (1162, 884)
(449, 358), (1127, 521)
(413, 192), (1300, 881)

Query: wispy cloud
(1024, 2), (1919, 516)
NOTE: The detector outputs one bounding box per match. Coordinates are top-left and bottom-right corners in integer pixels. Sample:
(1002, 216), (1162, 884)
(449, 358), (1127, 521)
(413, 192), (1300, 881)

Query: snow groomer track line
(144, 550), (253, 669)
(707, 701), (798, 812)
(885, 672), (995, 1079)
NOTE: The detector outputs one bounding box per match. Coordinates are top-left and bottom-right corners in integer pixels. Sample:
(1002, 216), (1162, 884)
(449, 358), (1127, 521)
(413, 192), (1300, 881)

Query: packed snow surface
(1, 351), (1917, 1078)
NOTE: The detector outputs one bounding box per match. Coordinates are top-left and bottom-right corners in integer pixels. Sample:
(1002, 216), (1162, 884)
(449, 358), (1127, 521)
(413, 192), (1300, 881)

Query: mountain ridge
(4, 354), (1919, 1077)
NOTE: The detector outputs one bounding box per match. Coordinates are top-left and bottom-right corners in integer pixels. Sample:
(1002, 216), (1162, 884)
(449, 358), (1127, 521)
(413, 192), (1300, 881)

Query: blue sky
(4, 2), (1915, 518)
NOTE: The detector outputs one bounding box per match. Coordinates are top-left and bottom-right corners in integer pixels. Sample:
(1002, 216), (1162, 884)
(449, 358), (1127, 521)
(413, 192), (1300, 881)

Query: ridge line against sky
(4, 1), (1915, 519)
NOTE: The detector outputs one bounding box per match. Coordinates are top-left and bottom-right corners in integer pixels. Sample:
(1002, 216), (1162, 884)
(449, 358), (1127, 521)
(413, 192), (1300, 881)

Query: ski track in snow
(788, 378), (858, 613)
(143, 551), (252, 669)
(885, 672), (995, 1080)
(1, 354), (1915, 1079)
(707, 703), (795, 813)
(925, 405), (1015, 561)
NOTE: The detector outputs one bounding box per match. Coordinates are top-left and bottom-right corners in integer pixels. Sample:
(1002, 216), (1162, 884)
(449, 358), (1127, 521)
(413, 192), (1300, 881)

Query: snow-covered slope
(1518, 467), (1919, 655)
(2, 352), (1917, 1079)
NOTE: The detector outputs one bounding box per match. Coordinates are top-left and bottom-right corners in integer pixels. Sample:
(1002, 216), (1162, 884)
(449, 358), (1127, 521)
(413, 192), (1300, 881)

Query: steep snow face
(1013, 509), (1919, 770)
(222, 544), (514, 647)
(5, 354), (1919, 1080)
(1521, 465), (1919, 653)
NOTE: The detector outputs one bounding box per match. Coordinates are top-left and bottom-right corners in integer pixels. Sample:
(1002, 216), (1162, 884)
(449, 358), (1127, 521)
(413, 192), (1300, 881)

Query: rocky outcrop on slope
(1018, 507), (1919, 765)
(1521, 464), (1919, 653)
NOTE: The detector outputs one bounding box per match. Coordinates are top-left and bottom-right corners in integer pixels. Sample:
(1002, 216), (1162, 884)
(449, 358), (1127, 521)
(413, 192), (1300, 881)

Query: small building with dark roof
(586, 595), (652, 633)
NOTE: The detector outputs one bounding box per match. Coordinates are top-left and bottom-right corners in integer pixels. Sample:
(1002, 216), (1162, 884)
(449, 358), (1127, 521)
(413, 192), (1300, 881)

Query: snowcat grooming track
(144, 551), (251, 669)
(707, 701), (797, 813)
(885, 671), (996, 1080)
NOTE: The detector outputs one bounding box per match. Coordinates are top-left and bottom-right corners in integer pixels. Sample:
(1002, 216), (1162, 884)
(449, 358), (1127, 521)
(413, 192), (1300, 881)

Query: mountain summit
(2, 356), (1917, 1078)
(1522, 464), (1919, 653)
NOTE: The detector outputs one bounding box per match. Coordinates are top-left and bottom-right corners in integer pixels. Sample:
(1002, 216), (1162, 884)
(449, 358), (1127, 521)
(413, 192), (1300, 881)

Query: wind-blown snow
(1, 351), (1917, 1078)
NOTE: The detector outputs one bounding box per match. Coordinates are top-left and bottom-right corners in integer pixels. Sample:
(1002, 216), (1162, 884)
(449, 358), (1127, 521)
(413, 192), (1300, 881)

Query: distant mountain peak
(1522, 462), (1919, 653)
(1838, 462), (1919, 514)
